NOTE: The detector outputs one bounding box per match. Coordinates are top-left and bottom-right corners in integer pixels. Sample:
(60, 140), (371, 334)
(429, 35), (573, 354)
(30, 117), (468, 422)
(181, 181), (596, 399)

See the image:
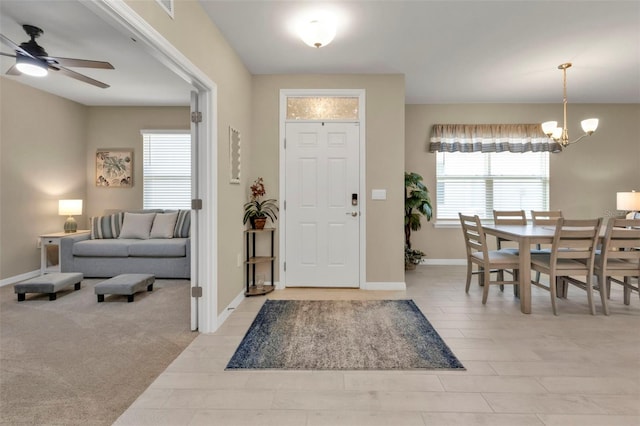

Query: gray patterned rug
(226, 299), (464, 370)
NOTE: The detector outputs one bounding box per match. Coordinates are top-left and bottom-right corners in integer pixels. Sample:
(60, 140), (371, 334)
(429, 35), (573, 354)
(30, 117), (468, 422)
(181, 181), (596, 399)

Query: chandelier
(541, 63), (599, 148)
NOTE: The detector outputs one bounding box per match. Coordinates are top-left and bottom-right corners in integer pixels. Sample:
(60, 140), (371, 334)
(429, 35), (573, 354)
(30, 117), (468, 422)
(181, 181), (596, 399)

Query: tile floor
(115, 266), (640, 425)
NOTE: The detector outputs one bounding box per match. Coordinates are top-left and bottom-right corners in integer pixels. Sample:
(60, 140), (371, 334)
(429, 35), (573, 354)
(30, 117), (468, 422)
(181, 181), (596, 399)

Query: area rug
(226, 299), (464, 370)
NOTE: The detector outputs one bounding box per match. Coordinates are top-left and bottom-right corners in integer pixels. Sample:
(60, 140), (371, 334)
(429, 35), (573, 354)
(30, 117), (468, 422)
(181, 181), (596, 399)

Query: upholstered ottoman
(95, 274), (155, 303)
(14, 272), (83, 301)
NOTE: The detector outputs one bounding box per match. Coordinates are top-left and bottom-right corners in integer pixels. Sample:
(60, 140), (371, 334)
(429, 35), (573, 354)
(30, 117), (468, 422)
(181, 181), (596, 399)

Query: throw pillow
(173, 210), (191, 238)
(150, 212), (178, 239)
(90, 212), (124, 239)
(118, 212), (156, 239)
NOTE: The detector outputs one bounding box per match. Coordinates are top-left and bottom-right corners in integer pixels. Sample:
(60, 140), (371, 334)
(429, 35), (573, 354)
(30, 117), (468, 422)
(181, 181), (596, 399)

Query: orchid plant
(243, 177), (279, 226)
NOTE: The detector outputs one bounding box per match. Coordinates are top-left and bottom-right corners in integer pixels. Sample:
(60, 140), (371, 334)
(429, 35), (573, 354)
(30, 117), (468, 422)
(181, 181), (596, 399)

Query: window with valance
(428, 124), (561, 153)
(428, 124), (552, 221)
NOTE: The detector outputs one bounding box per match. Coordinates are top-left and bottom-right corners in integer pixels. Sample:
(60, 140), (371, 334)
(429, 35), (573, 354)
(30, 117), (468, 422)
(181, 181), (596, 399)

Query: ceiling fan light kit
(541, 62), (599, 149)
(15, 54), (48, 77)
(1, 24), (114, 88)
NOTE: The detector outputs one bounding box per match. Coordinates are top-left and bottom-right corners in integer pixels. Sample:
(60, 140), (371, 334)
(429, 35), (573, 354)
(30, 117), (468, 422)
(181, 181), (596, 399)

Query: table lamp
(59, 199), (83, 233)
(616, 191), (640, 219)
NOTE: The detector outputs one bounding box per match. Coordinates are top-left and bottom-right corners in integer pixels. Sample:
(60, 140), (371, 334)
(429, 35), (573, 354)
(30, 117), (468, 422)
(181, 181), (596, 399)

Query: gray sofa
(60, 210), (190, 279)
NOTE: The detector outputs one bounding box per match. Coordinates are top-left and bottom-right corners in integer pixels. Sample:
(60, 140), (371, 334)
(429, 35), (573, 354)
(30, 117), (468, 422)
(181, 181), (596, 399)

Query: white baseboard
(217, 289), (245, 327)
(422, 259), (466, 266)
(362, 281), (406, 291)
(0, 270), (40, 287)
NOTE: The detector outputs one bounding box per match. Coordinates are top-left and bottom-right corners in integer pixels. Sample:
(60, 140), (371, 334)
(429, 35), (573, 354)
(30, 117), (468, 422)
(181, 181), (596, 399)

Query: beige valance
(428, 124), (561, 153)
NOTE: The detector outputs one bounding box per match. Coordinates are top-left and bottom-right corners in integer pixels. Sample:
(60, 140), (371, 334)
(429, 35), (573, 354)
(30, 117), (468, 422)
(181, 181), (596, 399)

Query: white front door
(284, 122), (360, 287)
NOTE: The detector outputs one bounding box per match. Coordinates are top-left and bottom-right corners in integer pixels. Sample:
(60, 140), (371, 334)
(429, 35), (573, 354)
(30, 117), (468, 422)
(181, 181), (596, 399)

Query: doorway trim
(86, 0), (218, 333)
(279, 89), (366, 289)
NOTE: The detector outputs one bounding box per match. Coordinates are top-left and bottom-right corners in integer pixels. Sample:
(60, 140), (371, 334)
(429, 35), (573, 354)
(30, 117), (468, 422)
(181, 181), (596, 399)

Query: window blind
(436, 151), (549, 220)
(142, 131), (191, 210)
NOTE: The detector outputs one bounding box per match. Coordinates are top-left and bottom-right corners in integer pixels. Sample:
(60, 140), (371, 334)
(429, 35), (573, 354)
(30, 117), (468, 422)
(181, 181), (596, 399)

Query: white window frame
(435, 151), (549, 225)
(141, 130), (191, 210)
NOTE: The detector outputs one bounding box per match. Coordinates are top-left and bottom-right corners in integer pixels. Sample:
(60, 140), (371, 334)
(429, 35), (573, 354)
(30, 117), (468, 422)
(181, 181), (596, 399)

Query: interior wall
(405, 103), (640, 260)
(0, 78), (88, 279)
(85, 106), (190, 219)
(124, 0), (253, 315)
(252, 74), (406, 284)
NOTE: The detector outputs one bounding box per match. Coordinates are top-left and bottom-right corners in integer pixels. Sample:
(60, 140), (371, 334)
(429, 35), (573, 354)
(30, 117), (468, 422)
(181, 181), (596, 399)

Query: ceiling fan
(0, 24), (114, 88)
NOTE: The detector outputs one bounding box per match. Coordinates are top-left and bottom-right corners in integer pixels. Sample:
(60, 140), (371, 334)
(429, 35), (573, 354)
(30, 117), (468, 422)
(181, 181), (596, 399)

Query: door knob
(346, 211), (358, 217)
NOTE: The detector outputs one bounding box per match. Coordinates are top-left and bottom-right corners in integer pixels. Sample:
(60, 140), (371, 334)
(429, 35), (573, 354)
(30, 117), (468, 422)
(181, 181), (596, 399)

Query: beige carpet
(0, 277), (196, 425)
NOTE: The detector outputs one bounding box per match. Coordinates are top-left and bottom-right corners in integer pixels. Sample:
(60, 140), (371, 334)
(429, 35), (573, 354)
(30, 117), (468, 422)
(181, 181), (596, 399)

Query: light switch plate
(371, 189), (387, 200)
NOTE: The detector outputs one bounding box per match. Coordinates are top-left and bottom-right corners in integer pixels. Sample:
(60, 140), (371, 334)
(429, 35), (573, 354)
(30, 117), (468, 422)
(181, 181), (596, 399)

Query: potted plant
(243, 177), (278, 229)
(405, 171), (433, 269)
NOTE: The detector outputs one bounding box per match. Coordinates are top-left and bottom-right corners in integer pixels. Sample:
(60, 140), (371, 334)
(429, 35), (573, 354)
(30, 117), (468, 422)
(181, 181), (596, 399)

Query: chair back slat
(493, 210), (527, 225)
(531, 210), (563, 225)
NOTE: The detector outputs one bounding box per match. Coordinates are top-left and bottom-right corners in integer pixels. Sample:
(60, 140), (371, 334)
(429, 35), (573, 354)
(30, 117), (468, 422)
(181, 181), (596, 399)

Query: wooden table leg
(519, 237), (532, 314)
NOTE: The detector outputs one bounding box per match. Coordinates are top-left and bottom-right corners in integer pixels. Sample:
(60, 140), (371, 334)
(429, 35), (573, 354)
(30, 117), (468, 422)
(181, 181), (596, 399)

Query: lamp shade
(616, 191), (640, 211)
(581, 118), (599, 134)
(541, 121), (558, 136)
(58, 199), (83, 216)
(15, 54), (48, 77)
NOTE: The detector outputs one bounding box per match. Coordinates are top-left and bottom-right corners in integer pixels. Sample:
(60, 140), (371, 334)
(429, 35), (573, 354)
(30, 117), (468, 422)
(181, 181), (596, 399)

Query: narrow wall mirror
(229, 126), (241, 184)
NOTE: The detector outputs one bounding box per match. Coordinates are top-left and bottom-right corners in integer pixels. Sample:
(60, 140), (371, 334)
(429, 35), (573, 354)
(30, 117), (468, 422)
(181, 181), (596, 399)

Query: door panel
(285, 122), (359, 287)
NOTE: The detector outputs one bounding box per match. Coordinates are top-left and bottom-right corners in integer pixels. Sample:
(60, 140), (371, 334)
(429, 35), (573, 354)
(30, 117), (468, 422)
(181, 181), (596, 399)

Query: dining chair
(492, 210), (527, 251)
(530, 210), (564, 283)
(459, 213), (520, 304)
(492, 210), (526, 285)
(595, 218), (640, 309)
(530, 217), (603, 315)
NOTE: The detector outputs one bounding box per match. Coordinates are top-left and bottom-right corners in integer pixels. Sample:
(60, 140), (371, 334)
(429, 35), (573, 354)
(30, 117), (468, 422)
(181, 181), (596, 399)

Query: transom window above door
(286, 96), (359, 120)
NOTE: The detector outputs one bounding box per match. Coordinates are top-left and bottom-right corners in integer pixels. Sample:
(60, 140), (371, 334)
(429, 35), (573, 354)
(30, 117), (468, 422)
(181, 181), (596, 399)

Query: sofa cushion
(173, 210), (191, 238)
(150, 212), (178, 239)
(127, 239), (188, 257)
(119, 213), (156, 239)
(72, 239), (131, 257)
(90, 212), (124, 239)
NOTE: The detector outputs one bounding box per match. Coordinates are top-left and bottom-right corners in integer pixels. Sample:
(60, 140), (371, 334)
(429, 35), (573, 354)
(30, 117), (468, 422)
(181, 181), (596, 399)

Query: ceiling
(1, 1), (638, 106)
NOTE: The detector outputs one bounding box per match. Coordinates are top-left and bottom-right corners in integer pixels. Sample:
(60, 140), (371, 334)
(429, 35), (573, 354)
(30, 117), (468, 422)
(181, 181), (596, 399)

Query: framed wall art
(96, 149), (133, 188)
(229, 126), (241, 184)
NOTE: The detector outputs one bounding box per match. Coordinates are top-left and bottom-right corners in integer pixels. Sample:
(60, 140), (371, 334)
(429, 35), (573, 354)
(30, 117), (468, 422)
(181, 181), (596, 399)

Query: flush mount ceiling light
(15, 53), (48, 77)
(541, 63), (598, 148)
(300, 19), (336, 48)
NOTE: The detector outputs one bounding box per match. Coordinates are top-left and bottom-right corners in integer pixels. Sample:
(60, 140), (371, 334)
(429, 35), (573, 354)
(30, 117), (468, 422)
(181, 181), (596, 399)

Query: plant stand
(244, 228), (275, 296)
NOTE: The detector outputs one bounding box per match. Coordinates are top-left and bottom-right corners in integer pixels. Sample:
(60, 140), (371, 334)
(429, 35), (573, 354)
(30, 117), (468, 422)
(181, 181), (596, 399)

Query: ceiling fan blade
(0, 52), (17, 58)
(44, 56), (114, 69)
(0, 33), (33, 58)
(54, 66), (110, 88)
(5, 64), (20, 75)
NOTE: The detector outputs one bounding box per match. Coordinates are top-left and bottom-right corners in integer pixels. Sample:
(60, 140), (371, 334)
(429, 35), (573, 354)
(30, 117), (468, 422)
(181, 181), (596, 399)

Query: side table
(244, 228), (276, 296)
(40, 230), (90, 274)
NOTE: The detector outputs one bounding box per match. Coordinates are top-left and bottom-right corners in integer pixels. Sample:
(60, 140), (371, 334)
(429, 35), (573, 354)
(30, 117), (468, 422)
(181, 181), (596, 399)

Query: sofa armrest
(60, 233), (91, 272)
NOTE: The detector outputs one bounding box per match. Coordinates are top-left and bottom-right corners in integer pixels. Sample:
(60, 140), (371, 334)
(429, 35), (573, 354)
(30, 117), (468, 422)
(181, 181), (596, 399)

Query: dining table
(482, 223), (608, 313)
(481, 224), (558, 314)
